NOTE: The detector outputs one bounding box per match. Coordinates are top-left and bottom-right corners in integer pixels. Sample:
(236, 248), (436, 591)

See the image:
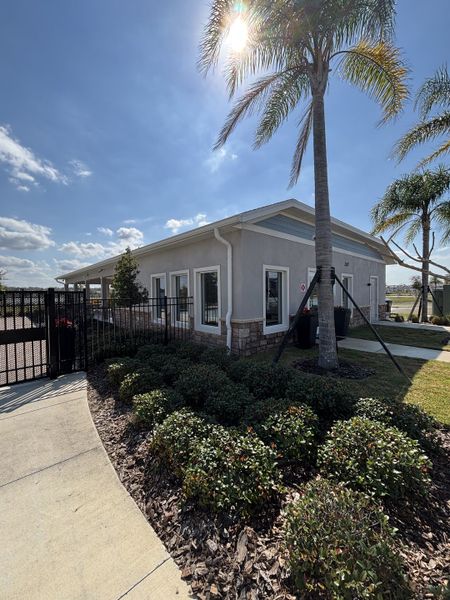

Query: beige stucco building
(57, 200), (394, 354)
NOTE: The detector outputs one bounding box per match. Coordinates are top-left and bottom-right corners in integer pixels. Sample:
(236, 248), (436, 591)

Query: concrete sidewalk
(0, 373), (190, 600)
(374, 320), (450, 334)
(338, 337), (450, 363)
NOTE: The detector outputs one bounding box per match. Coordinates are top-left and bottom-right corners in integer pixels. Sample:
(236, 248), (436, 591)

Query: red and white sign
(300, 282), (306, 293)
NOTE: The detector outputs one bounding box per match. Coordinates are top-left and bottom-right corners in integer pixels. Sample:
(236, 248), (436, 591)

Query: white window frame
(193, 266), (221, 334)
(169, 270), (190, 327)
(369, 275), (379, 322)
(263, 265), (289, 335)
(307, 267), (318, 309)
(341, 273), (354, 316)
(150, 273), (167, 323)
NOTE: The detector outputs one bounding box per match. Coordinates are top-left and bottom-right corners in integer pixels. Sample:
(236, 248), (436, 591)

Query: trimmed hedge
(199, 347), (237, 372)
(174, 364), (231, 409)
(318, 417), (432, 500)
(228, 361), (294, 400)
(106, 357), (142, 387)
(183, 427), (281, 516)
(285, 479), (410, 599)
(118, 368), (163, 403)
(133, 388), (183, 428)
(151, 409), (213, 476)
(258, 404), (318, 465)
(204, 383), (254, 425)
(286, 373), (356, 420)
(355, 397), (437, 450)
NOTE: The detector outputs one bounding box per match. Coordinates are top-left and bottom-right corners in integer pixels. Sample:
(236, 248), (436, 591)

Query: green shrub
(169, 340), (206, 362)
(286, 374), (356, 420)
(199, 347), (237, 371)
(159, 356), (193, 386)
(318, 417), (431, 500)
(183, 428), (281, 516)
(133, 388), (183, 428)
(355, 397), (437, 449)
(243, 397), (292, 425)
(228, 361), (293, 400)
(118, 368), (163, 403)
(106, 358), (142, 387)
(285, 479), (410, 599)
(258, 404), (318, 465)
(204, 383), (254, 425)
(135, 344), (170, 361)
(411, 315), (419, 323)
(151, 409), (213, 476)
(431, 315), (450, 326)
(174, 364), (231, 408)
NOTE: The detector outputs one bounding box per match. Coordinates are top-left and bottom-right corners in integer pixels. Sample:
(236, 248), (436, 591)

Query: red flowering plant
(55, 317), (74, 328)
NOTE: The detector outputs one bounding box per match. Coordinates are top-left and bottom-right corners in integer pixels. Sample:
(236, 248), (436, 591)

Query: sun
(228, 16), (248, 53)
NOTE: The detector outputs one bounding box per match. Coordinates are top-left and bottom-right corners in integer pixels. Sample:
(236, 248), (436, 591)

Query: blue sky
(0, 0), (449, 287)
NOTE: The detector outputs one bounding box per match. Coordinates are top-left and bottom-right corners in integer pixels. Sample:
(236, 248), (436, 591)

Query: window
(341, 274), (353, 314)
(151, 273), (166, 320)
(263, 266), (289, 334)
(194, 267), (220, 333)
(170, 271), (189, 324)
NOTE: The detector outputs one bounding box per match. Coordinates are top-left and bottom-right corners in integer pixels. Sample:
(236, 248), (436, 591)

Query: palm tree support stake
(274, 269), (411, 383)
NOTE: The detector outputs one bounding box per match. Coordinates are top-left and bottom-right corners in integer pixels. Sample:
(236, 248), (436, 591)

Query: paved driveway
(0, 373), (190, 600)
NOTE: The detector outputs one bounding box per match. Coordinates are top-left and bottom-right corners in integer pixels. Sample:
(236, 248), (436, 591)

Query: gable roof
(56, 199), (394, 281)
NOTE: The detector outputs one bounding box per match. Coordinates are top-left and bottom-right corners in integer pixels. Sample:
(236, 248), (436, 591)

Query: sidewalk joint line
(115, 557), (171, 599)
(0, 397), (79, 421)
(0, 445), (101, 489)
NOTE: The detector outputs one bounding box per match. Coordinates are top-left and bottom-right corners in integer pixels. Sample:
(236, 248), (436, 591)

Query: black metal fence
(86, 296), (194, 362)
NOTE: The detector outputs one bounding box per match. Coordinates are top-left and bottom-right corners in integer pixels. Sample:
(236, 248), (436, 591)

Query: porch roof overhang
(57, 199), (394, 284)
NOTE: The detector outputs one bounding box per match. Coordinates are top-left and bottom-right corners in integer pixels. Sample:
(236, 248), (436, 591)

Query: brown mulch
(292, 358), (375, 380)
(87, 364), (450, 599)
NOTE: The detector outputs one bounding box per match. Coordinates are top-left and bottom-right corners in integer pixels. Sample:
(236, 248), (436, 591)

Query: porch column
(74, 283), (79, 291)
(64, 283), (69, 291)
(85, 281), (91, 300)
(101, 277), (110, 299)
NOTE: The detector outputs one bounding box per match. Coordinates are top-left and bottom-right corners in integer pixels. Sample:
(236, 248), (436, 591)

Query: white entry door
(369, 276), (379, 322)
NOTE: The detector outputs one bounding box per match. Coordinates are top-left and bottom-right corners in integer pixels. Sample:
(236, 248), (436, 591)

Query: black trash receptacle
(295, 311), (318, 349)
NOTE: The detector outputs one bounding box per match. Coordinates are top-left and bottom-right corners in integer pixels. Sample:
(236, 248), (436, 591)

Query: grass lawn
(347, 323), (450, 351)
(252, 346), (450, 425)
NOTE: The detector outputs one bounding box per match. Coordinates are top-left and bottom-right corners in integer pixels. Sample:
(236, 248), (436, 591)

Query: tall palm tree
(372, 166), (450, 321)
(395, 65), (450, 168)
(199, 0), (408, 369)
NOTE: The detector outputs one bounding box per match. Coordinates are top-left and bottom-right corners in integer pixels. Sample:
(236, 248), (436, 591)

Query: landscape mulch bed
(292, 358), (375, 380)
(88, 364), (450, 599)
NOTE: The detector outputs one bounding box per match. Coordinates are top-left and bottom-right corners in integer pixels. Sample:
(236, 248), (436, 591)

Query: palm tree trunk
(421, 213), (430, 322)
(312, 91), (338, 369)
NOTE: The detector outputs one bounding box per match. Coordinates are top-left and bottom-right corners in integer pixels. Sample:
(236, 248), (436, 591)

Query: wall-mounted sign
(300, 282), (306, 293)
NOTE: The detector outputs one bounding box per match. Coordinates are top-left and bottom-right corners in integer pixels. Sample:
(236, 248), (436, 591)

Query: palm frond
(404, 217), (422, 245)
(289, 101), (314, 188)
(335, 40), (409, 124)
(254, 69), (310, 148)
(214, 71), (286, 149)
(198, 0), (235, 75)
(415, 64), (450, 119)
(417, 139), (450, 169)
(394, 112), (450, 162)
(434, 200), (450, 243)
(371, 212), (415, 235)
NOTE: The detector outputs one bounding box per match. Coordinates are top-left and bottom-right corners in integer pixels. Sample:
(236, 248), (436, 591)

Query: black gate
(0, 289), (87, 386)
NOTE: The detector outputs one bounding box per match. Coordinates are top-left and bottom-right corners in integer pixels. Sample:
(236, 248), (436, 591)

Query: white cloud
(204, 146), (238, 173)
(97, 226), (113, 236)
(0, 124), (68, 190)
(59, 226), (144, 260)
(53, 258), (90, 273)
(0, 255), (55, 288)
(164, 213), (210, 235)
(0, 217), (55, 250)
(70, 159), (92, 178)
(0, 255), (36, 269)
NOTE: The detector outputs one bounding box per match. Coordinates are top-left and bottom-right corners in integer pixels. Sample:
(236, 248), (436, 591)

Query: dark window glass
(342, 276), (351, 310)
(175, 274), (188, 322)
(201, 272), (218, 326)
(265, 270), (282, 326)
(154, 277), (166, 319)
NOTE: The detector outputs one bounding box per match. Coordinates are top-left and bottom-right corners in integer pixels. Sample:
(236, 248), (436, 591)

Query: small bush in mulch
(286, 373), (356, 421)
(169, 340), (206, 362)
(318, 417), (432, 501)
(151, 409), (213, 477)
(228, 361), (294, 400)
(199, 346), (238, 372)
(257, 405), (319, 466)
(106, 357), (142, 387)
(132, 388), (184, 429)
(285, 478), (411, 599)
(293, 357), (375, 380)
(118, 368), (164, 403)
(204, 382), (254, 426)
(159, 356), (193, 386)
(183, 427), (281, 517)
(174, 364), (231, 409)
(355, 397), (438, 450)
(242, 397), (292, 425)
(135, 343), (174, 362)
(431, 315), (450, 326)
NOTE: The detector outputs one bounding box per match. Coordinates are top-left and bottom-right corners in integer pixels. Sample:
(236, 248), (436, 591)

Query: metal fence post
(163, 296), (168, 345)
(47, 287), (58, 379)
(83, 289), (88, 371)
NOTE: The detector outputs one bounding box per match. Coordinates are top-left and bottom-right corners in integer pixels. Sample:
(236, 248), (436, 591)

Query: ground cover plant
(90, 340), (450, 598)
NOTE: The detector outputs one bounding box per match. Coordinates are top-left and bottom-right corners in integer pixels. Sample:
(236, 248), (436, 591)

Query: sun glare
(228, 16), (248, 53)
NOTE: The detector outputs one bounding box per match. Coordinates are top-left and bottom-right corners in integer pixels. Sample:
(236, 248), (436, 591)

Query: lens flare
(228, 16), (248, 52)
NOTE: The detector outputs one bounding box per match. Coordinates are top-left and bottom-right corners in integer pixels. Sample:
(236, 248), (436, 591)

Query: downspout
(214, 228), (233, 352)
